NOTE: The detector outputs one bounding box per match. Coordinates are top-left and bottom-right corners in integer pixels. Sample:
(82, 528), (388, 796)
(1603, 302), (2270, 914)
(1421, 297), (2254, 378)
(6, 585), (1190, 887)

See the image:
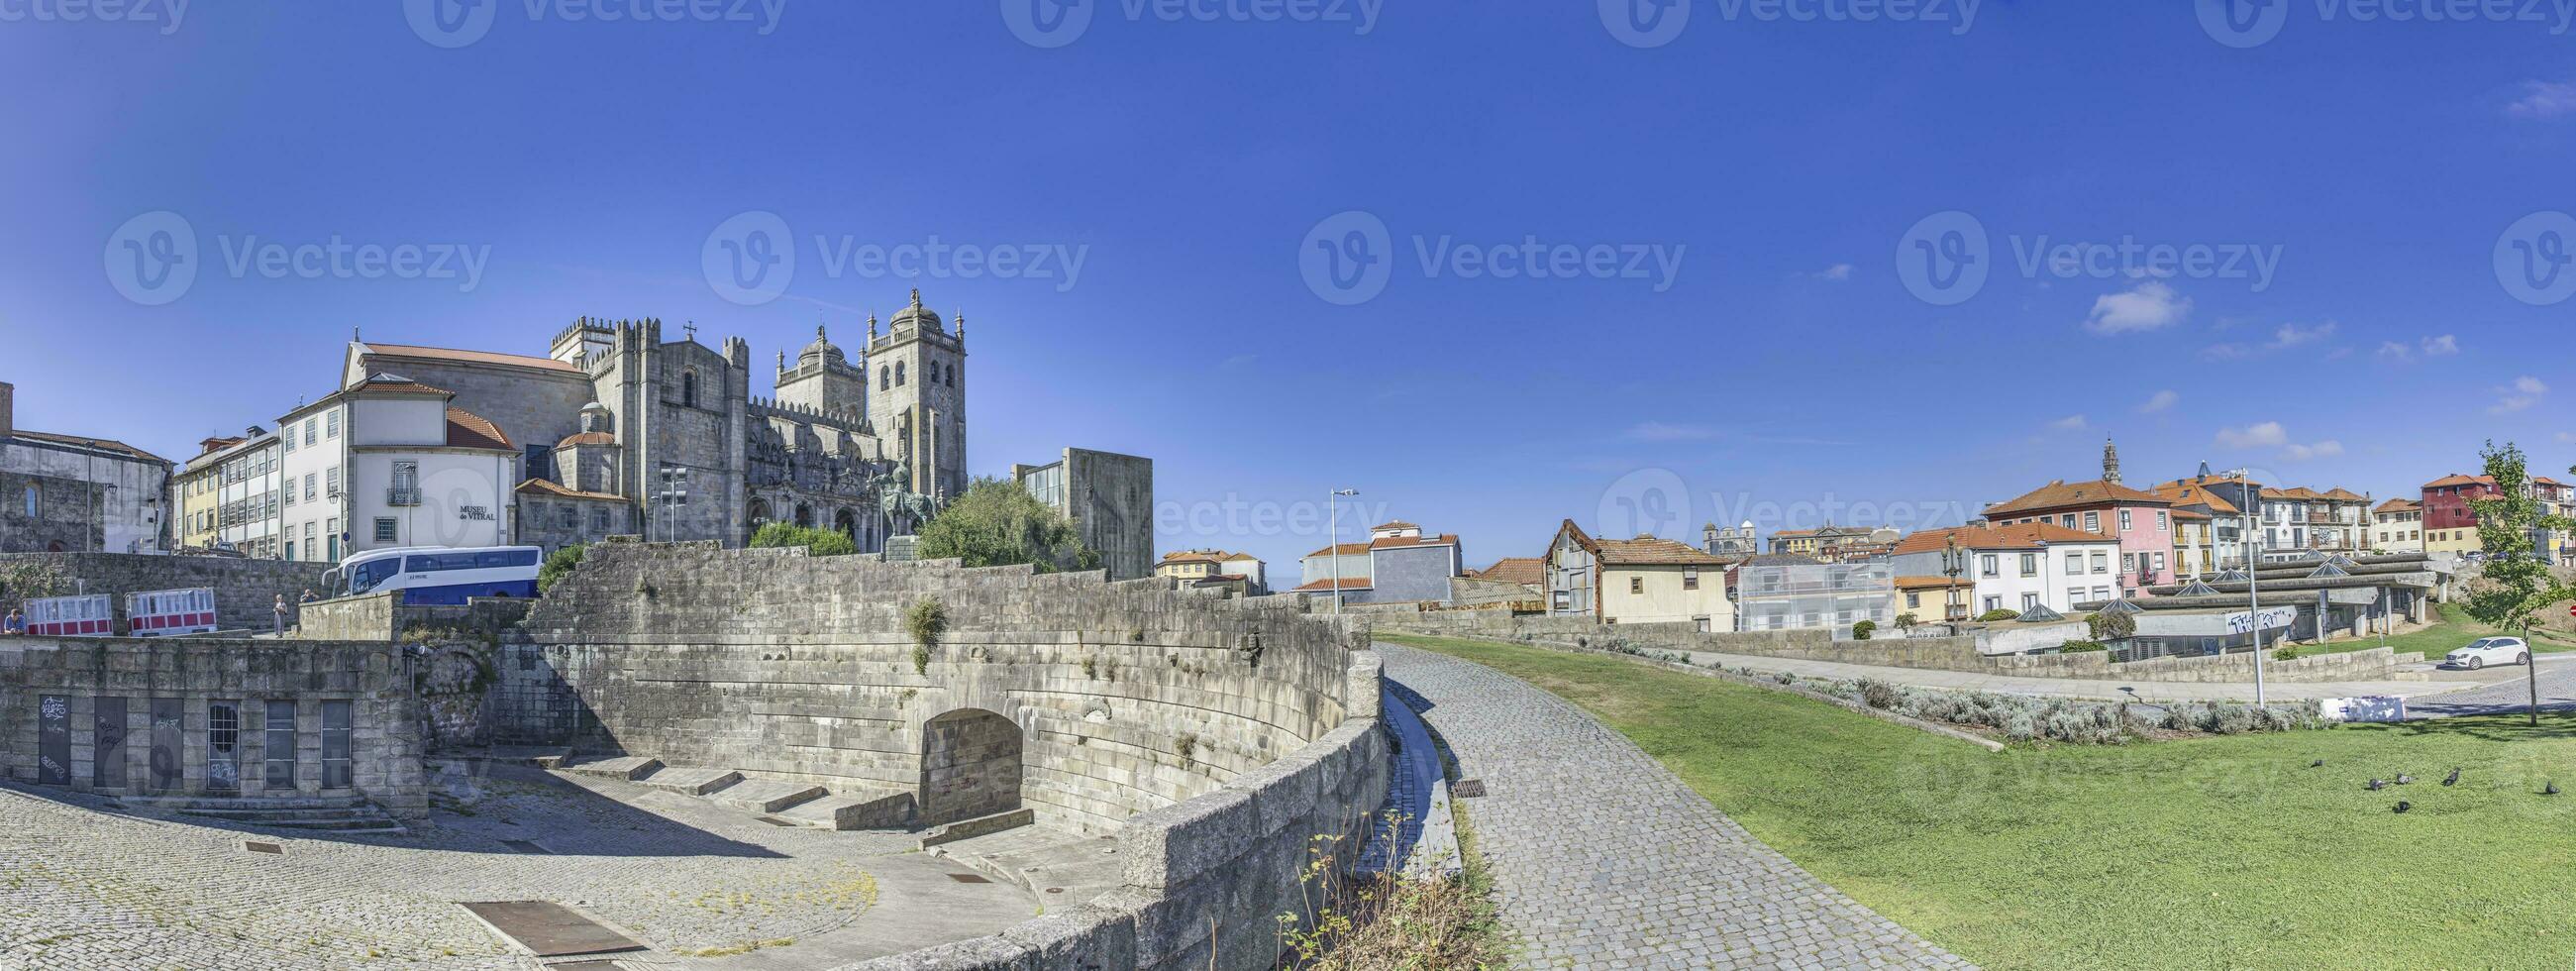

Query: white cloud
(2049, 414), (2090, 431)
(2509, 79), (2576, 119)
(1810, 264), (1853, 281)
(2137, 389), (2179, 414)
(2376, 341), (2413, 362)
(2267, 321), (2336, 349)
(2421, 334), (2459, 356)
(2557, 431), (2576, 444)
(2083, 280), (2193, 335)
(2216, 421), (2289, 449)
(1622, 421), (1718, 442)
(2493, 376), (2549, 414)
(2283, 440), (2345, 461)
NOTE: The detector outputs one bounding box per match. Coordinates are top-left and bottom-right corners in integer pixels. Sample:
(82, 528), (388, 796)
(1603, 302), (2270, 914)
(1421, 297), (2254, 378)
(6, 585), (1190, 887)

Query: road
(2404, 654), (2576, 718)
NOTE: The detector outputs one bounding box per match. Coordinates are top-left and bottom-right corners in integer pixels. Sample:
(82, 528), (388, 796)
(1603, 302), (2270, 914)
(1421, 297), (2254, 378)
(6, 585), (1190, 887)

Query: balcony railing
(386, 487), (421, 507)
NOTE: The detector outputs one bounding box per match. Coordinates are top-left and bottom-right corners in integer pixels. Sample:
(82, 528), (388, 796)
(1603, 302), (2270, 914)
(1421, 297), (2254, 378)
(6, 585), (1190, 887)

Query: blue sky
(4, 2), (2574, 575)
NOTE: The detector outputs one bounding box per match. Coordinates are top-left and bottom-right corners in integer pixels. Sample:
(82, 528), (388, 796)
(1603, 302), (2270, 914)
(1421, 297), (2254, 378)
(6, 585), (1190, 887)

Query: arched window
(879, 366), (890, 390)
(21, 485), (35, 518)
(682, 371), (698, 409)
(946, 362), (956, 386)
(895, 362), (906, 386)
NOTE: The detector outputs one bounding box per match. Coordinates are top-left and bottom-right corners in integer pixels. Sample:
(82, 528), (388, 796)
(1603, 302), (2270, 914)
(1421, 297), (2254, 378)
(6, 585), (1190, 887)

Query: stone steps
(772, 789), (917, 831)
(166, 803), (408, 834)
(562, 756), (663, 781)
(704, 779), (827, 813)
(637, 766), (745, 796)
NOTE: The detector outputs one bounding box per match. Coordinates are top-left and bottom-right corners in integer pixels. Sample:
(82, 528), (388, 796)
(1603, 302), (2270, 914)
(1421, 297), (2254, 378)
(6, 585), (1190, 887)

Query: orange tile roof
(2169, 507), (2213, 520)
(2375, 497), (2421, 512)
(1291, 578), (1374, 593)
(1304, 542), (1373, 558)
(354, 379), (454, 397)
(1893, 575), (1973, 591)
(1475, 557), (1544, 586)
(1371, 533), (1458, 550)
(8, 429), (166, 463)
(557, 431), (617, 449)
(1984, 479), (2170, 517)
(444, 408), (513, 451)
(1593, 536), (1728, 566)
(2151, 482), (2241, 515)
(513, 479), (625, 502)
(363, 342), (584, 375)
(2263, 486), (2325, 500)
(1892, 522), (2117, 556)
(1372, 520), (1420, 531)
(2424, 474), (2492, 488)
(2319, 487), (2369, 501)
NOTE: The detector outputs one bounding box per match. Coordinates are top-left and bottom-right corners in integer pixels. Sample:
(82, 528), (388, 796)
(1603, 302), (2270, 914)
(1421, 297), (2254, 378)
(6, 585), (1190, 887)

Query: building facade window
(2019, 553), (2038, 577)
(1980, 554), (1999, 578)
(21, 485), (34, 517)
(2085, 511), (2101, 532)
(1683, 567), (1700, 591)
(895, 362), (906, 385)
(320, 701), (353, 789)
(1629, 576), (1643, 594)
(325, 409), (339, 439)
(207, 701), (242, 793)
(263, 701), (296, 789)
(374, 518), (398, 543)
(682, 371), (698, 408)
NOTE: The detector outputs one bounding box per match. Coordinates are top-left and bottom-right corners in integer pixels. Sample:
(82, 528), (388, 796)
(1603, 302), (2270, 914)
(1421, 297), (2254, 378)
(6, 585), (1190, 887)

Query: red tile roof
(445, 408), (513, 451)
(1474, 557), (1544, 586)
(353, 379), (455, 397)
(1291, 578), (1374, 593)
(1984, 479), (2171, 517)
(7, 429), (166, 464)
(557, 431), (617, 449)
(1893, 575), (1973, 591)
(1892, 522), (2117, 556)
(1372, 520), (1420, 531)
(1371, 533), (1458, 550)
(1304, 542), (1373, 558)
(2375, 497), (2421, 512)
(2152, 482), (2241, 515)
(1593, 536), (1727, 566)
(2424, 474), (2492, 488)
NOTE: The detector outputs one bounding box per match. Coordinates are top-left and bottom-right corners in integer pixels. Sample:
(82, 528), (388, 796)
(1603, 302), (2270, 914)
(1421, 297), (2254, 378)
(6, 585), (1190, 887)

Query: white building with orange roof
(276, 373), (518, 563)
(1292, 519), (1464, 605)
(1887, 522), (2122, 617)
(2372, 497), (2423, 554)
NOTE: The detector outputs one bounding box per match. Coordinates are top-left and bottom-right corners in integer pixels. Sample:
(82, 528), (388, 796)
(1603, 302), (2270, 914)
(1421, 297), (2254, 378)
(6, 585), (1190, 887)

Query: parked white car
(2440, 636), (2530, 670)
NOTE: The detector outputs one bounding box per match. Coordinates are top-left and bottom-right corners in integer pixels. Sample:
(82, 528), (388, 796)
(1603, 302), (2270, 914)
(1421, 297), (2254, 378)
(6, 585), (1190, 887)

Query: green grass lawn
(2302, 602), (2576, 659)
(1382, 632), (2576, 970)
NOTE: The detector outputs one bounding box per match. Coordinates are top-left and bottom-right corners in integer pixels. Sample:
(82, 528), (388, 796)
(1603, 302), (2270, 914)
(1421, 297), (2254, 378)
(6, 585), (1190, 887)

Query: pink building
(1980, 440), (2176, 599)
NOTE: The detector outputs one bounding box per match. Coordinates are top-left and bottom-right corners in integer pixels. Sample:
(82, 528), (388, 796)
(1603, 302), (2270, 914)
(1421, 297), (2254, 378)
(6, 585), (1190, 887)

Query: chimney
(0, 381), (12, 439)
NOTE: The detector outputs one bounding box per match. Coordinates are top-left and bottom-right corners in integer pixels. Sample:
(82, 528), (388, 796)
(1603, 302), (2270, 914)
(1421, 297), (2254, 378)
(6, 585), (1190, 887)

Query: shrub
(1893, 612), (1919, 630)
(2003, 712), (2038, 741)
(2087, 610), (2136, 642)
(537, 544), (586, 593)
(2058, 640), (2108, 653)
(905, 596), (946, 675)
(749, 522), (857, 557)
(1978, 608), (2022, 622)
(2273, 646), (2304, 662)
(915, 477), (1099, 572)
(1851, 619), (1878, 641)
(1858, 678), (1904, 710)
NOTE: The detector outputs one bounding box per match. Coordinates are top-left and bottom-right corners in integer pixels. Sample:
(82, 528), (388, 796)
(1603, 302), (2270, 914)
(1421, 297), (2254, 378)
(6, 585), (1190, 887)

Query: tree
(916, 478), (1100, 573)
(537, 544), (587, 593)
(2087, 610), (2135, 643)
(2458, 441), (2576, 724)
(1893, 612), (1919, 630)
(750, 522), (859, 557)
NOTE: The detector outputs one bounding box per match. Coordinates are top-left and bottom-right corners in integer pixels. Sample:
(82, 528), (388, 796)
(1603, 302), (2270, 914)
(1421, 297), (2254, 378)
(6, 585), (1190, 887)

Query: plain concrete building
(1013, 447), (1154, 580)
(1293, 520), (1466, 604)
(0, 381), (171, 554)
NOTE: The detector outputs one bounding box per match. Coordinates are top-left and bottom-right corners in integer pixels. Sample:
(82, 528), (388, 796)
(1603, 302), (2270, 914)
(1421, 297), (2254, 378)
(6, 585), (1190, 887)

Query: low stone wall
(479, 542), (1386, 970)
(291, 592), (400, 640)
(1377, 611), (2413, 684)
(292, 593), (532, 644)
(0, 635), (426, 816)
(0, 552), (330, 634)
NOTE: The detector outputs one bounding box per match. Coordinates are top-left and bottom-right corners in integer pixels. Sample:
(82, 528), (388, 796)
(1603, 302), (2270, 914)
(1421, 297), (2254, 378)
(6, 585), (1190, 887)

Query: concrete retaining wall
(0, 636), (426, 816)
(0, 552), (330, 634)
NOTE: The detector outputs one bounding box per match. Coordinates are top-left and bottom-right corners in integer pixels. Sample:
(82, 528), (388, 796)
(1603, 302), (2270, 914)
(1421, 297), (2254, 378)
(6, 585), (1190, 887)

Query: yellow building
(1156, 549), (1267, 593)
(1893, 575), (1972, 623)
(168, 435), (245, 552)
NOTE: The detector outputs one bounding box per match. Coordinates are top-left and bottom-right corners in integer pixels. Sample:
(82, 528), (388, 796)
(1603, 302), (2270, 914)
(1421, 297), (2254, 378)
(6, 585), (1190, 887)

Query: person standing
(272, 593), (289, 634)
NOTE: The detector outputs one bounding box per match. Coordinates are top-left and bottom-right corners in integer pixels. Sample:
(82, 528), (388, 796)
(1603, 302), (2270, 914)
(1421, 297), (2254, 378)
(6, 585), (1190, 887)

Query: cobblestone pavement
(0, 765), (1034, 970)
(1683, 649), (2493, 703)
(2406, 655), (2576, 718)
(1378, 642), (1974, 971)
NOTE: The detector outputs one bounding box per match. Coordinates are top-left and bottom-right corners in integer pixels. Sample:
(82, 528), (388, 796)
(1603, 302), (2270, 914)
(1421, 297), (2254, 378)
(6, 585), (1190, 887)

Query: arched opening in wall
(682, 371), (699, 409)
(919, 708), (1023, 826)
(834, 507), (857, 543)
(794, 503), (813, 528)
(746, 498), (772, 545)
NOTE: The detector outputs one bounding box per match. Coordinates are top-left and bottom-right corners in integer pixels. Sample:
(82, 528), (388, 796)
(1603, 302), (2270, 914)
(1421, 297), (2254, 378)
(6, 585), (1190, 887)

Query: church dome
(797, 324), (847, 366)
(888, 287), (943, 335)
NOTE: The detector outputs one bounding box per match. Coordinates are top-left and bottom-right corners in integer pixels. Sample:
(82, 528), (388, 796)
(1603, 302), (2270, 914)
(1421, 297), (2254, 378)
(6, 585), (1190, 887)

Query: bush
(537, 544), (586, 593)
(1857, 678), (1904, 709)
(906, 596), (947, 675)
(1851, 619), (1878, 641)
(2087, 610), (2136, 642)
(750, 522), (858, 557)
(915, 477), (1099, 572)
(1978, 608), (2022, 622)
(2058, 640), (2108, 653)
(2273, 646), (2303, 662)
(1893, 612), (1919, 629)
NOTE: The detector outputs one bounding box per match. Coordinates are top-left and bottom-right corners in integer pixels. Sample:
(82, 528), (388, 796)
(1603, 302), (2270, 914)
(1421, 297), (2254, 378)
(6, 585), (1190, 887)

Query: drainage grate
(946, 873), (992, 884)
(1045, 887), (1065, 894)
(1453, 779), (1488, 798)
(501, 839), (551, 854)
(458, 901), (644, 957)
(244, 841), (283, 855)
(755, 816), (795, 827)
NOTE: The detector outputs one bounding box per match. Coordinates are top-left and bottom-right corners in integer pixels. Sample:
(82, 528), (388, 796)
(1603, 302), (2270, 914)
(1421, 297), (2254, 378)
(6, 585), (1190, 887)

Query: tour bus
(325, 546), (544, 605)
(125, 588), (218, 636)
(23, 594), (114, 637)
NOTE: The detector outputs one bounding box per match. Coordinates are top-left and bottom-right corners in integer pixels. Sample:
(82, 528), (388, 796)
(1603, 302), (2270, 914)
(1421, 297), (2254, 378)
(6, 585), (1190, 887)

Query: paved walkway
(1683, 649), (2509, 703)
(1378, 642), (1972, 970)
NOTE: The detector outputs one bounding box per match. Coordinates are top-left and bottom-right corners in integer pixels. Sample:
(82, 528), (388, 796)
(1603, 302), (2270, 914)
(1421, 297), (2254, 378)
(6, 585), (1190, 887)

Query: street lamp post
(2247, 503), (2267, 705)
(1327, 488), (1358, 615)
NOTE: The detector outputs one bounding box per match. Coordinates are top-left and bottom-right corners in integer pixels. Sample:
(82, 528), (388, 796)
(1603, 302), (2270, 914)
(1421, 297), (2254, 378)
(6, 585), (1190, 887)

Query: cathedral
(341, 288), (968, 553)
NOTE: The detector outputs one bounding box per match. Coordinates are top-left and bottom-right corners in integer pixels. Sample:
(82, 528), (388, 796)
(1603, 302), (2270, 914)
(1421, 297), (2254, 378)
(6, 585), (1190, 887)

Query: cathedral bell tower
(867, 288), (968, 500)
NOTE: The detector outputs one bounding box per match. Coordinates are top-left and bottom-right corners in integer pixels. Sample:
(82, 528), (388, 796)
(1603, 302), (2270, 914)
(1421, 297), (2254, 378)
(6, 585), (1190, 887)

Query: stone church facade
(341, 290), (968, 554)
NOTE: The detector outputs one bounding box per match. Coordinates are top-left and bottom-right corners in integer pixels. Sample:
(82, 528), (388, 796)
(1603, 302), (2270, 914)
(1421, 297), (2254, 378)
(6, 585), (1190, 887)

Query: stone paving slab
(1378, 642), (1975, 970)
(638, 766), (746, 796)
(706, 780), (828, 813)
(563, 756), (664, 781)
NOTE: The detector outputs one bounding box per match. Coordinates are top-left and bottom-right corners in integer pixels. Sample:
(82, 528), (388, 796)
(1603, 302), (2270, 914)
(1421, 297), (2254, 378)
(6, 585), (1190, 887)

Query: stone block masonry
(0, 552), (331, 634)
(500, 541), (1390, 970)
(0, 635), (426, 817)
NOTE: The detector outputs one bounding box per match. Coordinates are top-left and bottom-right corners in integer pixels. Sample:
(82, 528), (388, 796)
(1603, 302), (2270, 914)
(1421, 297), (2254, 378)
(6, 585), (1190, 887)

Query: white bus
(326, 546), (543, 605)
